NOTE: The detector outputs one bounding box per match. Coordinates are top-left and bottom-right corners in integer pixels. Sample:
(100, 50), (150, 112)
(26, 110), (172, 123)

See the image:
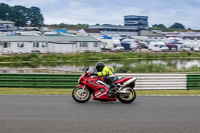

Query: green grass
(1, 51), (200, 64)
(0, 88), (73, 95)
(114, 63), (200, 73)
(136, 90), (200, 95)
(1, 52), (200, 73)
(0, 88), (200, 95)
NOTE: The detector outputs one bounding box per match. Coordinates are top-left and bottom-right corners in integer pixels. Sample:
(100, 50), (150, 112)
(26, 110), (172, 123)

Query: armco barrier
(117, 73), (187, 90)
(0, 73), (81, 89)
(187, 74), (200, 90)
(0, 73), (199, 90)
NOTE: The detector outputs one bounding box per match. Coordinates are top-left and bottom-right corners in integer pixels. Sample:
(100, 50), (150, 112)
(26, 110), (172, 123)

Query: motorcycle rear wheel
(117, 87), (136, 103)
(72, 87), (91, 103)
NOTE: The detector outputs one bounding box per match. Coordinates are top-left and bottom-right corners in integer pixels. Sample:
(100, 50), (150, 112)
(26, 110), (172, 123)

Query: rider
(90, 62), (118, 97)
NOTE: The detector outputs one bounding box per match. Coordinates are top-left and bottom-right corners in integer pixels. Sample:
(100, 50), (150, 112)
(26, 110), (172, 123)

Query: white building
(0, 36), (101, 54)
(178, 32), (200, 39)
(78, 29), (102, 37)
(89, 25), (139, 36)
(0, 21), (15, 32)
(162, 31), (200, 39)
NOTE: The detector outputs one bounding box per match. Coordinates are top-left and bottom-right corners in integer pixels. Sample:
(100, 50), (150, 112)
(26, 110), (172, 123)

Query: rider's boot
(107, 90), (114, 97)
(112, 86), (118, 91)
(107, 85), (118, 97)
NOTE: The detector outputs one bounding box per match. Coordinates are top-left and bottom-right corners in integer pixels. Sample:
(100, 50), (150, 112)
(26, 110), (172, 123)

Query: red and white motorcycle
(72, 67), (137, 103)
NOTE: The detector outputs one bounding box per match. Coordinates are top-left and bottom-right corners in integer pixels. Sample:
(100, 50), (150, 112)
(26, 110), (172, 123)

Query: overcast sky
(1, 0), (200, 29)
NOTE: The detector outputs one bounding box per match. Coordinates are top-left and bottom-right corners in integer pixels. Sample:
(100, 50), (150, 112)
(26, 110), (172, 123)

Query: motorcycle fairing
(90, 77), (117, 101)
(78, 76), (117, 101)
(115, 77), (133, 84)
(93, 89), (117, 101)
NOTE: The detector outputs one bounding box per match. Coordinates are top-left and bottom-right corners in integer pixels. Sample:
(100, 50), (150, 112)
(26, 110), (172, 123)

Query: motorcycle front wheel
(117, 87), (136, 103)
(72, 87), (91, 103)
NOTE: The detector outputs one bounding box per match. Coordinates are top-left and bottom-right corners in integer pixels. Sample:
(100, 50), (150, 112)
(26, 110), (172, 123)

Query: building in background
(162, 31), (200, 39)
(0, 20), (15, 32)
(78, 29), (101, 36)
(140, 30), (153, 36)
(89, 25), (139, 36)
(89, 15), (149, 36)
(0, 36), (101, 54)
(124, 15), (148, 30)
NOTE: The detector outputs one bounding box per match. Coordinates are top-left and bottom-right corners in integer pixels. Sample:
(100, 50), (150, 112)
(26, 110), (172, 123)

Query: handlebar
(85, 67), (89, 73)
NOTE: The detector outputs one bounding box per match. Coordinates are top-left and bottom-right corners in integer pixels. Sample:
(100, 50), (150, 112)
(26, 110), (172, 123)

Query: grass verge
(0, 88), (200, 95)
(0, 88), (73, 95)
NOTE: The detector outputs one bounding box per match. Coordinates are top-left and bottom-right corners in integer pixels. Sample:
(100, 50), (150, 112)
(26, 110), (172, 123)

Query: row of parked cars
(98, 36), (200, 52)
(127, 40), (200, 52)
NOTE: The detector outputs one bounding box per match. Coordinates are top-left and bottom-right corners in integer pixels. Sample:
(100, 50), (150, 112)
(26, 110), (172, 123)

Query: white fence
(116, 73), (187, 90)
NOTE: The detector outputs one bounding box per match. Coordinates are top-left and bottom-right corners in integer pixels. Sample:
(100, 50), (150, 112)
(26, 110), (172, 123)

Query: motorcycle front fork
(81, 85), (86, 93)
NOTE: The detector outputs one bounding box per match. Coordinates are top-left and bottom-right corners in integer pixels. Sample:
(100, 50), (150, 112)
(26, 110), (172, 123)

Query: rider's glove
(90, 72), (98, 76)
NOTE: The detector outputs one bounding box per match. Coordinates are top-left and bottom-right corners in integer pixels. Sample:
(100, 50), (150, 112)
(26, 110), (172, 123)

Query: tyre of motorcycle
(116, 87), (136, 103)
(72, 87), (91, 103)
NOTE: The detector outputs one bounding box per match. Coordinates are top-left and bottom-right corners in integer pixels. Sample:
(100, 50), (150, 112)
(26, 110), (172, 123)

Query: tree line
(152, 22), (185, 29)
(0, 3), (44, 27)
(51, 23), (89, 29)
(149, 22), (200, 32)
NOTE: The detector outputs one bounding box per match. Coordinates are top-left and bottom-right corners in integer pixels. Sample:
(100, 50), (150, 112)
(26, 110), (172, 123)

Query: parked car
(181, 45), (191, 51)
(148, 41), (169, 52)
(193, 45), (200, 52)
(130, 42), (138, 50)
(181, 42), (191, 51)
(192, 42), (200, 52)
(112, 44), (125, 51)
(138, 42), (148, 49)
(122, 38), (138, 51)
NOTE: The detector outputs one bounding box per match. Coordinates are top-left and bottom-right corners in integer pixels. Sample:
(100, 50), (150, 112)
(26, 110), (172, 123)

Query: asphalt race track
(0, 95), (200, 133)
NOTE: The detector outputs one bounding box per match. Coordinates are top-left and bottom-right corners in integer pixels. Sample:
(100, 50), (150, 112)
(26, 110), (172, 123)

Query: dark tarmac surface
(0, 95), (200, 133)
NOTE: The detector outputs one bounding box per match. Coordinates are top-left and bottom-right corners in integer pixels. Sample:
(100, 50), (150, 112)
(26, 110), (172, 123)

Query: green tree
(169, 22), (185, 29)
(157, 24), (166, 28)
(152, 24), (158, 28)
(51, 23), (88, 29)
(0, 3), (10, 20)
(9, 5), (29, 26)
(0, 3), (44, 27)
(59, 23), (66, 28)
(29, 7), (44, 27)
(152, 24), (166, 28)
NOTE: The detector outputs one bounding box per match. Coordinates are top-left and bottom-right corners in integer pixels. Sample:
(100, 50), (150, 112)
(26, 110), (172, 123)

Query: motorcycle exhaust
(122, 77), (137, 87)
(115, 77), (137, 95)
